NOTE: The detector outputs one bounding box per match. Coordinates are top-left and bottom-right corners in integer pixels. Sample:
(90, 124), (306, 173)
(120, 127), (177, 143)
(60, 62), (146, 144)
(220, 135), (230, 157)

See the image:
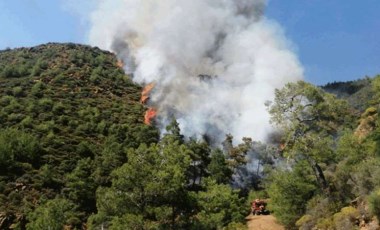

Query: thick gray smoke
(86, 0), (303, 142)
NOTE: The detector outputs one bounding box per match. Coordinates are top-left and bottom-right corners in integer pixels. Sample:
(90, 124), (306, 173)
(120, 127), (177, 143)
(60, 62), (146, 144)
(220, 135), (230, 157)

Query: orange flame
(116, 60), (124, 68)
(140, 83), (155, 104)
(144, 108), (157, 125)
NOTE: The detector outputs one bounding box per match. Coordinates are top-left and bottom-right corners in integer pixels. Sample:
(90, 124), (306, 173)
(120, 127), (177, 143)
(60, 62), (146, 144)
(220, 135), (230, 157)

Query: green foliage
(163, 118), (185, 144)
(333, 130), (380, 200)
(1, 43), (379, 229)
(92, 137), (125, 185)
(371, 75), (380, 105)
(30, 81), (45, 97)
(247, 189), (268, 206)
(90, 140), (192, 229)
(194, 179), (245, 229)
(368, 188), (380, 220)
(332, 206), (360, 230)
(295, 194), (344, 229)
(26, 198), (81, 230)
(336, 130), (374, 163)
(1, 65), (20, 78)
(267, 81), (352, 191)
(12, 86), (23, 97)
(0, 43), (159, 228)
(186, 139), (211, 190)
(349, 158), (380, 197)
(64, 158), (96, 211)
(0, 128), (41, 170)
(268, 81), (351, 134)
(38, 98), (53, 112)
(112, 142), (191, 208)
(264, 78), (380, 228)
(323, 77), (373, 111)
(37, 164), (61, 188)
(296, 214), (313, 230)
(208, 149), (232, 184)
(223, 134), (251, 169)
(108, 214), (158, 230)
(89, 125), (246, 229)
(266, 162), (317, 228)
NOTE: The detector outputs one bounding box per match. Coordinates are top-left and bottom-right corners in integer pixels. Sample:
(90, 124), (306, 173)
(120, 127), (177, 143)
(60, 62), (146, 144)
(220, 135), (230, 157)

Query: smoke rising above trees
(85, 0), (304, 142)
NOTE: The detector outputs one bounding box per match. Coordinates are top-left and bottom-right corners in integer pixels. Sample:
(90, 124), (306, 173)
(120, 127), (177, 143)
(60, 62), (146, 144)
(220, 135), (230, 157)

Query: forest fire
(144, 108), (157, 125)
(141, 83), (157, 125)
(116, 59), (124, 68)
(140, 83), (155, 104)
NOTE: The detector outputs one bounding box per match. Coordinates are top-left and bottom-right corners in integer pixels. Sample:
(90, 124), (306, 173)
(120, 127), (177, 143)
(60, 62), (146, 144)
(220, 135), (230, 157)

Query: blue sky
(0, 1), (379, 85)
(266, 0), (380, 85)
(0, 1), (81, 48)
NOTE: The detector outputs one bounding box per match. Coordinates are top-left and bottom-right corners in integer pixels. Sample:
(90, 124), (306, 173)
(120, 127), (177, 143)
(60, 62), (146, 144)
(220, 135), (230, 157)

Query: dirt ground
(246, 214), (285, 230)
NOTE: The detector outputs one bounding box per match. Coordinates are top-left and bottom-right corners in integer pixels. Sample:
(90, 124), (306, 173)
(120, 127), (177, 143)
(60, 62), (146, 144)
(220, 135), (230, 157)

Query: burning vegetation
(144, 107), (157, 125)
(116, 59), (124, 68)
(141, 83), (157, 125)
(140, 82), (155, 104)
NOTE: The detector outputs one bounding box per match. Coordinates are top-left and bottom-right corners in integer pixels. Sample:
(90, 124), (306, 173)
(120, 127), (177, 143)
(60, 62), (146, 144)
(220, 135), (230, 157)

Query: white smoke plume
(86, 0), (303, 142)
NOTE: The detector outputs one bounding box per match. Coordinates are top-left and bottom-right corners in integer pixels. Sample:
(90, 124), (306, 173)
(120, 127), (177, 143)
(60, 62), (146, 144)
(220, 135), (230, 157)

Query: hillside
(0, 43), (159, 228)
(0, 43), (251, 230)
(322, 78), (374, 112)
(1, 43), (380, 230)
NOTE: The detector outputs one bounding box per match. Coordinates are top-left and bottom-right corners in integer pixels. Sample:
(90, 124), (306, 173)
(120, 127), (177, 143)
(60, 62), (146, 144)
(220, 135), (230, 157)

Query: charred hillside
(0, 43), (159, 228)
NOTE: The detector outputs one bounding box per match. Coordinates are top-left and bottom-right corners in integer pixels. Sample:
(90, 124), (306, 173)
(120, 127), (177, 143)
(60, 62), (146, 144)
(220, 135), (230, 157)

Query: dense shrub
(369, 189), (380, 220)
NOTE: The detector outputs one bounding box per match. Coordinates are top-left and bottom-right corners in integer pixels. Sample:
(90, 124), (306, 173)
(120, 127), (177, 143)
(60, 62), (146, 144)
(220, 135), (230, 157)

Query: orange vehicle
(251, 199), (269, 215)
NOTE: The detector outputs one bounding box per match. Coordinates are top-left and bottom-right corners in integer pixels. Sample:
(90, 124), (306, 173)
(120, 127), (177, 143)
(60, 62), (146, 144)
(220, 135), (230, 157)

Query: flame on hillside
(140, 83), (155, 104)
(144, 108), (157, 125)
(116, 60), (124, 68)
(140, 83), (157, 125)
(87, 0), (304, 141)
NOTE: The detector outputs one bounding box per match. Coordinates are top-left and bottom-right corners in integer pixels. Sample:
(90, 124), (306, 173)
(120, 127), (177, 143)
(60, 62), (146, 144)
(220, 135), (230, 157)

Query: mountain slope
(322, 77), (374, 111)
(0, 43), (159, 228)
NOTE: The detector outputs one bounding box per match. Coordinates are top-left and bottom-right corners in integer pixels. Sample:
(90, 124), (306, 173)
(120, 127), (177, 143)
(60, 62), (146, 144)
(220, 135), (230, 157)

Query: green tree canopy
(266, 162), (317, 228)
(0, 128), (42, 172)
(89, 140), (192, 229)
(267, 81), (351, 191)
(26, 198), (80, 230)
(193, 179), (245, 229)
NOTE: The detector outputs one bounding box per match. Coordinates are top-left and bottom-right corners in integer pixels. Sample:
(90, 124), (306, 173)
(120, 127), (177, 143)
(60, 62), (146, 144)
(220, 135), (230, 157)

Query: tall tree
(186, 139), (211, 190)
(208, 149), (233, 184)
(266, 162), (317, 228)
(267, 81), (351, 191)
(222, 134), (252, 170)
(193, 179), (245, 229)
(162, 118), (184, 144)
(89, 140), (192, 229)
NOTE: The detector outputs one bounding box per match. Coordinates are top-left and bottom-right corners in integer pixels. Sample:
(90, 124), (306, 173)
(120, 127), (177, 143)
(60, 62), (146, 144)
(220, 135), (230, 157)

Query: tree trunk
(306, 157), (329, 192)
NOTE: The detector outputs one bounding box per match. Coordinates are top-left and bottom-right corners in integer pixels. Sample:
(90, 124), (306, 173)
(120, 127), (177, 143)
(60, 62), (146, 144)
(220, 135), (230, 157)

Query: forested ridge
(0, 43), (380, 229)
